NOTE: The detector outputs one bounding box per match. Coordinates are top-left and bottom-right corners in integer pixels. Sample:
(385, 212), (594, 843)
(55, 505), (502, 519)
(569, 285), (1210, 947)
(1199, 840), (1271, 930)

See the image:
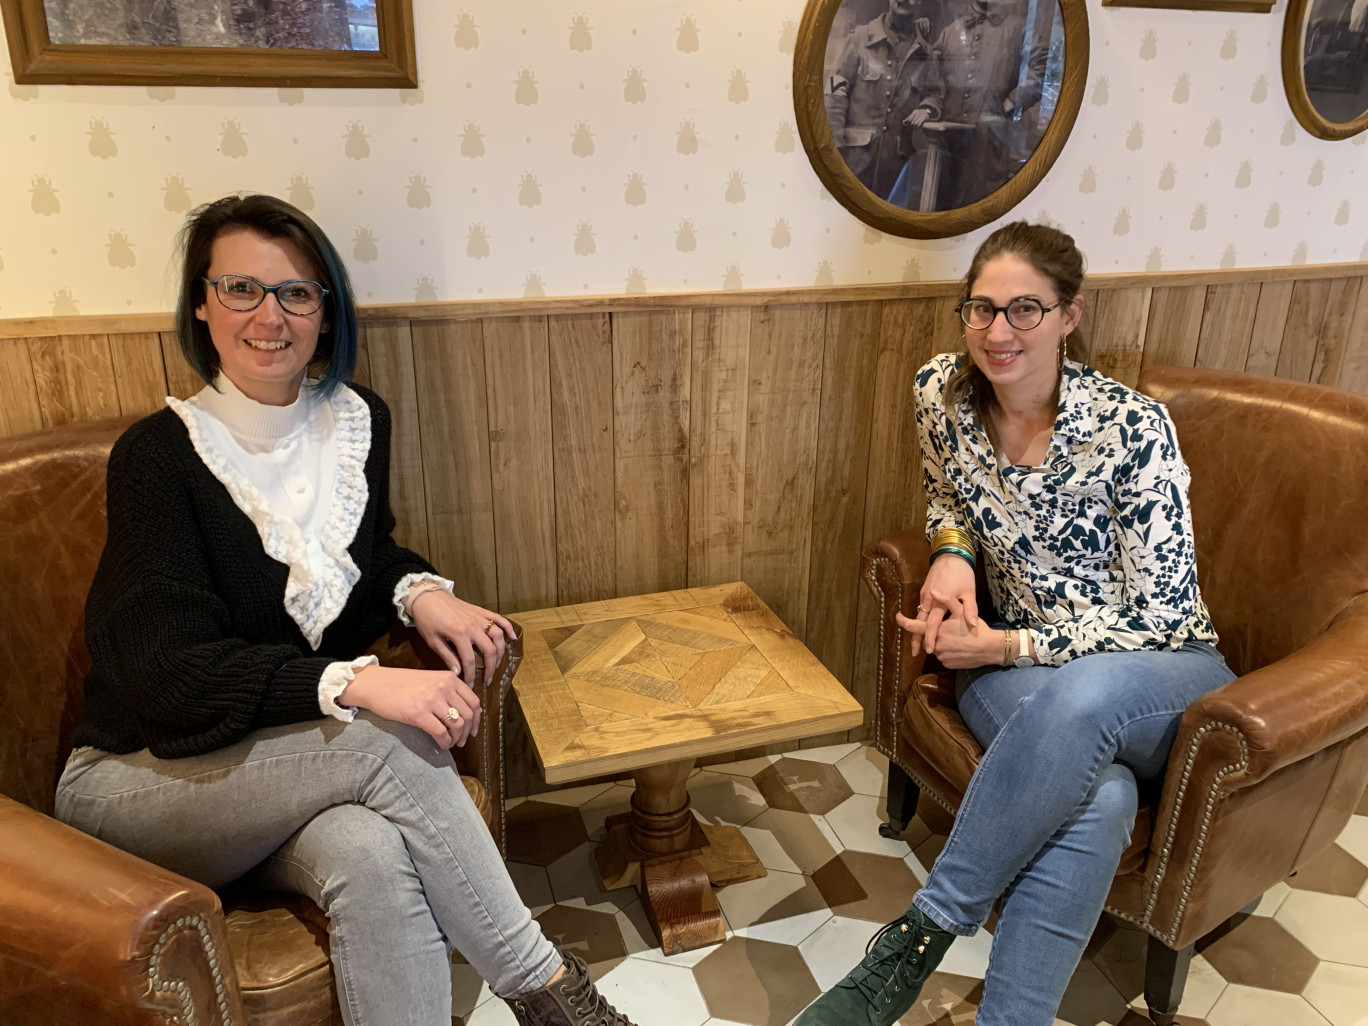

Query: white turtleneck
(166, 375), (453, 721)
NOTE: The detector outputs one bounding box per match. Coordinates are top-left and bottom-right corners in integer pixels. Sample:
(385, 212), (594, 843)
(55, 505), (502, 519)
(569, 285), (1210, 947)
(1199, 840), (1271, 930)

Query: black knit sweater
(73, 384), (436, 758)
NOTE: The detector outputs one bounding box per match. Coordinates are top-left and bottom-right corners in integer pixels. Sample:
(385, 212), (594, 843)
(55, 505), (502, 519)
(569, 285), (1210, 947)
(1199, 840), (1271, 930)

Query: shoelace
(558, 959), (636, 1025)
(847, 915), (926, 1005)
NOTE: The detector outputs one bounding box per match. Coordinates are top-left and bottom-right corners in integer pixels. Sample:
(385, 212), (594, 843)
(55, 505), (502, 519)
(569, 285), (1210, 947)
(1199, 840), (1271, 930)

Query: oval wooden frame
(793, 0), (1090, 239)
(1281, 0), (1368, 141)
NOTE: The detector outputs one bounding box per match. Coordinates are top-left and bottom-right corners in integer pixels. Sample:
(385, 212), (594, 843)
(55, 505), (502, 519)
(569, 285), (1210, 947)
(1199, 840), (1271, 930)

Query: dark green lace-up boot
(795, 907), (956, 1026)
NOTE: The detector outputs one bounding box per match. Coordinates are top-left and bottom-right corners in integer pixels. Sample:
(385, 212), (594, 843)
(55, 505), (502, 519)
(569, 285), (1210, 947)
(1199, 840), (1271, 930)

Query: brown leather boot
(504, 953), (639, 1026)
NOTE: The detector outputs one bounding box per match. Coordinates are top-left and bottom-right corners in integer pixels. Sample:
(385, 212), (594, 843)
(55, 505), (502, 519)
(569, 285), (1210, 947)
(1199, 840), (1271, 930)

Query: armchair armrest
(860, 530), (933, 758)
(365, 620), (524, 856)
(1138, 601), (1368, 946)
(0, 795), (244, 1026)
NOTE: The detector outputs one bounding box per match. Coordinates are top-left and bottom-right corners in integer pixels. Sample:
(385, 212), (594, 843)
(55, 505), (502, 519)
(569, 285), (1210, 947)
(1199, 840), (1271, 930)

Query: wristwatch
(1012, 628), (1036, 668)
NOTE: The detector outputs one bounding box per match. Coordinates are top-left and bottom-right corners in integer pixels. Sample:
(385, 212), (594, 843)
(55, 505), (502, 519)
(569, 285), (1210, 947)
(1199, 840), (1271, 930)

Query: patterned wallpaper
(1, 0), (1365, 319)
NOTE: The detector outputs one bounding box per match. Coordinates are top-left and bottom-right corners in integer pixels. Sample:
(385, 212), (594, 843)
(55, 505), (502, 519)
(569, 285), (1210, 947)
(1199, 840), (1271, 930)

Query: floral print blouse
(915, 353), (1218, 666)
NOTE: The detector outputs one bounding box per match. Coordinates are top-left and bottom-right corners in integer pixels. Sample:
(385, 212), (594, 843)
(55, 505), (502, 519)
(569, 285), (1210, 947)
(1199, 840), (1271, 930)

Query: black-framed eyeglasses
(956, 296), (1061, 331)
(202, 274), (329, 316)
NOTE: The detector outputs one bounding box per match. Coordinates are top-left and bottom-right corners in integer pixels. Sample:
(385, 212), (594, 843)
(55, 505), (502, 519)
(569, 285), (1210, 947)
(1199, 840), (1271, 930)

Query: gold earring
(1058, 333), (1068, 367)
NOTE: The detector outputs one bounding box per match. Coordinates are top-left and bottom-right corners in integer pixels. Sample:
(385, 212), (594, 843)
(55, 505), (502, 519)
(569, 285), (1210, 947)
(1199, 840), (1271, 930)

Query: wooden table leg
(592, 757), (767, 954)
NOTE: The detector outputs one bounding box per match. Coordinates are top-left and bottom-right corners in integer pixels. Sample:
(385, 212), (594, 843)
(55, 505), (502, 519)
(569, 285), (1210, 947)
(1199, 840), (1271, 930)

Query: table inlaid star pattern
(514, 584), (864, 783)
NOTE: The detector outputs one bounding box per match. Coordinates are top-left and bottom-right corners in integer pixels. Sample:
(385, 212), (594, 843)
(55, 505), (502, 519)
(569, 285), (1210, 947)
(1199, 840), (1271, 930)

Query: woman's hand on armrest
(408, 589), (516, 688)
(896, 553), (980, 657)
(339, 665), (481, 749)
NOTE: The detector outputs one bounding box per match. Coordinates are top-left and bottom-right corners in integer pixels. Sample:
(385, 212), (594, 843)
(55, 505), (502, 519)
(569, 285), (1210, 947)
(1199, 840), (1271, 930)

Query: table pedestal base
(592, 758), (766, 954)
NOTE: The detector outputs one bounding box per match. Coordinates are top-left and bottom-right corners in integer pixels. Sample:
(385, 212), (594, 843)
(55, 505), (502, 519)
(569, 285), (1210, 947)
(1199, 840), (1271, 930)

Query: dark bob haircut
(174, 193), (357, 398)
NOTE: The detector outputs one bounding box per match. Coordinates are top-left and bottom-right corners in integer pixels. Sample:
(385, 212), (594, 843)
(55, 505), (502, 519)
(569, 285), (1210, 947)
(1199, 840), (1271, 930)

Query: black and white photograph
(822, 0), (1066, 212)
(1302, 0), (1368, 124)
(41, 0), (380, 49)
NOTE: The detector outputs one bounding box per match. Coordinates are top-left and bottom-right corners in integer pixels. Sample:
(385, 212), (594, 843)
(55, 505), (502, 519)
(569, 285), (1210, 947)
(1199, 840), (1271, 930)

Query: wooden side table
(512, 582), (864, 953)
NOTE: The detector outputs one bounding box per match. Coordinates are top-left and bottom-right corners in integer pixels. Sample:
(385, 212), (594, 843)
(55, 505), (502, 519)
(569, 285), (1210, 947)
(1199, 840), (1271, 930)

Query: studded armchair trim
(147, 913), (235, 1026)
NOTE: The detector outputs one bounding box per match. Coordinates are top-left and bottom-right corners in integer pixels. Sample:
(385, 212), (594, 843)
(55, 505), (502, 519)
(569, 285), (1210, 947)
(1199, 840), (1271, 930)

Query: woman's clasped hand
(895, 549), (992, 668)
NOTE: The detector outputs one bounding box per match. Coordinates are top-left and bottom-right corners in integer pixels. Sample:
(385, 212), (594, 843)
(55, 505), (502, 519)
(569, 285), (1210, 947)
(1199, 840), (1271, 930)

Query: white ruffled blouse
(167, 375), (452, 721)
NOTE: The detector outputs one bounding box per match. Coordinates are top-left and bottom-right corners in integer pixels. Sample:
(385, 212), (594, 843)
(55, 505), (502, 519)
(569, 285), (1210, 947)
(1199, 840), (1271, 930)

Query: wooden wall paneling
(688, 307), (752, 587)
(801, 300), (882, 747)
(483, 317), (558, 613)
(158, 331), (204, 399)
(1336, 278), (1368, 394)
(740, 304), (826, 639)
(930, 294), (964, 355)
(1275, 279), (1332, 381)
(1194, 284), (1261, 373)
(28, 334), (121, 427)
(350, 328), (373, 390)
(1310, 276), (1363, 386)
(109, 332), (170, 417)
(362, 320), (431, 561)
(1086, 288), (1151, 388)
(612, 310), (691, 597)
(0, 339), (44, 436)
(1141, 285), (1206, 371)
(849, 298), (941, 740)
(409, 319), (497, 607)
(1244, 281), (1295, 376)
(548, 313), (616, 605)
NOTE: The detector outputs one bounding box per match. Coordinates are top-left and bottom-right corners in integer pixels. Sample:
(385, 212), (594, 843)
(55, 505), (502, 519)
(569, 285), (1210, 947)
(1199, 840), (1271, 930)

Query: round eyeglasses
(202, 274), (329, 316)
(956, 296), (1062, 331)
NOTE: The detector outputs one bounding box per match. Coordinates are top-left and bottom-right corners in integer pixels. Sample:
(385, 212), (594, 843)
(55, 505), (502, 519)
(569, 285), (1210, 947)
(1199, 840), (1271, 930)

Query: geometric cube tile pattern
(455, 742), (1368, 1025)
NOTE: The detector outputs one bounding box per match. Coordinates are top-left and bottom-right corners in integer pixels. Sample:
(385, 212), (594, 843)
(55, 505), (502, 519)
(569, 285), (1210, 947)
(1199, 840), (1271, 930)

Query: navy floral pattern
(914, 352), (1218, 666)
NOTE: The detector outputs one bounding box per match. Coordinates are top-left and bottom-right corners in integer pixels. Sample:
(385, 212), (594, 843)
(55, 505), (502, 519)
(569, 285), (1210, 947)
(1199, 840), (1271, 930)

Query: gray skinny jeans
(55, 712), (561, 1026)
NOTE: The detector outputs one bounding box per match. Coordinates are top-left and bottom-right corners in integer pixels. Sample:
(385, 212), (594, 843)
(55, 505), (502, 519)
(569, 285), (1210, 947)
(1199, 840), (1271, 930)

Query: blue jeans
(910, 643), (1234, 1026)
(55, 713), (561, 1026)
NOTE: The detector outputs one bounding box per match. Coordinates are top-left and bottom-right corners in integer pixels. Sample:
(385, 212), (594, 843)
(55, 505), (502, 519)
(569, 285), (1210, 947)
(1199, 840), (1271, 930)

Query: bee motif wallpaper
(0, 0), (1365, 319)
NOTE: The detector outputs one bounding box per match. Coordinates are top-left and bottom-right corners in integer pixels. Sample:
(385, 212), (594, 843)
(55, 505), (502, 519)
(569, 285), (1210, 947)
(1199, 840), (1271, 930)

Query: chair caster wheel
(878, 820), (908, 839)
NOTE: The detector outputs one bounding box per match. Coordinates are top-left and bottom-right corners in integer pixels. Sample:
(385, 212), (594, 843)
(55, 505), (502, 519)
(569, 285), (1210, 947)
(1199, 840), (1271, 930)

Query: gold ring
(483, 619), (498, 635)
(446, 707), (463, 723)
(916, 604), (929, 613)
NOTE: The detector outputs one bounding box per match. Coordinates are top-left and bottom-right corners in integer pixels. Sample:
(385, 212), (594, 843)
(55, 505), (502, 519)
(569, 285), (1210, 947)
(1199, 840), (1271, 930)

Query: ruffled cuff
(393, 572), (455, 626)
(317, 654), (379, 722)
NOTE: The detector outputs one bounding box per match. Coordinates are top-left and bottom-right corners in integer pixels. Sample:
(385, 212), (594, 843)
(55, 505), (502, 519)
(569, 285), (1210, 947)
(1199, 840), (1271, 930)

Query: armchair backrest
(1138, 366), (1368, 679)
(0, 418), (132, 816)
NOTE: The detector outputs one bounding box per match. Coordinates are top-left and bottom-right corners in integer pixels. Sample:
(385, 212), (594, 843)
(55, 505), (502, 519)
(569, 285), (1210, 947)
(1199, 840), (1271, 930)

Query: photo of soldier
(823, 0), (950, 207)
(41, 0), (370, 49)
(925, 0), (1056, 210)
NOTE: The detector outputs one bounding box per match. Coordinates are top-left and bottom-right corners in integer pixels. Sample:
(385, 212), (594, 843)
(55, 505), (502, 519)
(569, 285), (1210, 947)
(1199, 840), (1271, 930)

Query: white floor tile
(786, 742), (861, 765)
(705, 754), (778, 777)
(835, 744), (890, 797)
(740, 807), (843, 875)
(824, 792), (915, 857)
(1302, 960), (1368, 1026)
(1206, 984), (1336, 1026)
(1250, 879), (1293, 918)
(798, 915), (885, 990)
(528, 780), (618, 808)
(596, 957), (712, 1026)
(732, 908), (833, 947)
(578, 782), (635, 840)
(465, 997), (520, 1025)
(715, 868), (822, 931)
(1275, 888), (1368, 966)
(687, 770), (768, 828)
(1335, 815), (1368, 867)
(935, 924), (994, 981)
(546, 840), (637, 912)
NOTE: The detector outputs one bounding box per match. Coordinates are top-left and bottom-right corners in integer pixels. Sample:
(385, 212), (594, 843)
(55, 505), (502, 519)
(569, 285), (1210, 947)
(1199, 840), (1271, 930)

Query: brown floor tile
(1195, 914), (1319, 993)
(693, 936), (820, 1026)
(1356, 785), (1368, 817)
(752, 757), (854, 815)
(917, 796), (957, 837)
(506, 800), (589, 866)
(534, 903), (628, 981)
(812, 850), (921, 922)
(912, 831), (949, 870)
(1285, 842), (1368, 896)
(744, 807), (841, 874)
(1116, 1012), (1210, 1026)
(896, 971), (983, 1025)
(1083, 914), (1118, 960)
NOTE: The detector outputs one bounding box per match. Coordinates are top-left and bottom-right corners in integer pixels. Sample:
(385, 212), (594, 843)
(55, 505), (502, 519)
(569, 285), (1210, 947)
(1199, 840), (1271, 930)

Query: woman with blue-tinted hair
(54, 194), (637, 1026)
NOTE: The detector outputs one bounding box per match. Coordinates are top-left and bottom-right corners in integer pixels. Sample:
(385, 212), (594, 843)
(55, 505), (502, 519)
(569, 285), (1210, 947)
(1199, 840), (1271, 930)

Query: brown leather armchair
(861, 366), (1368, 1026)
(0, 417), (520, 1026)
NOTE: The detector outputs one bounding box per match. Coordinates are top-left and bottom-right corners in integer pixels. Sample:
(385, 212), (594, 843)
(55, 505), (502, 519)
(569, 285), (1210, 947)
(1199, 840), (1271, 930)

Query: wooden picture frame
(1099, 0), (1274, 14)
(794, 0), (1090, 240)
(1, 0), (417, 88)
(1281, 0), (1368, 141)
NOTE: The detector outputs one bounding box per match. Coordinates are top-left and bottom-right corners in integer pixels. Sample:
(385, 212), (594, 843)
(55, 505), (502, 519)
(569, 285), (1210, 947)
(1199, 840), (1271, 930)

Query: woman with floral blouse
(798, 222), (1232, 1026)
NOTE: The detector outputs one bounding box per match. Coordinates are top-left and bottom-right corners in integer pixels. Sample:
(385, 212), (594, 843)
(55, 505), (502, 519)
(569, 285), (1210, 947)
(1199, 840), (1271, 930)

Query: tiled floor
(453, 743), (1368, 1026)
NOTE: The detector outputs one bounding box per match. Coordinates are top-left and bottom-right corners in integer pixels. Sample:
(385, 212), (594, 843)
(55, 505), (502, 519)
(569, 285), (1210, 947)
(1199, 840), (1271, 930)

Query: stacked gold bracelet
(930, 526), (976, 568)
